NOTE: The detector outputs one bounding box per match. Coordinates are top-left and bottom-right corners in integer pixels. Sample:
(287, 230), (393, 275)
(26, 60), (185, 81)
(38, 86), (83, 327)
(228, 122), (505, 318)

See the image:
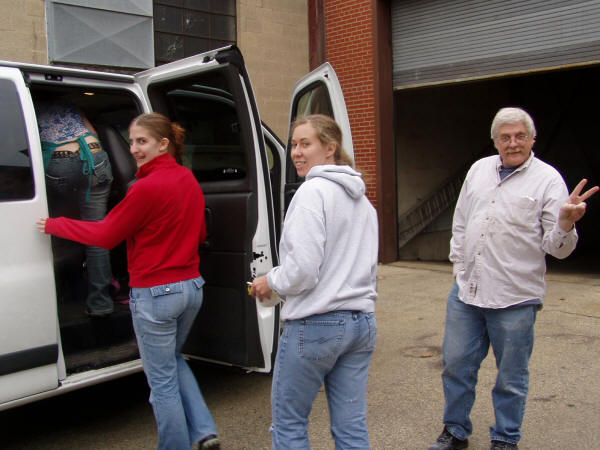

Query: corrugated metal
(47, 0), (154, 69)
(391, 0), (600, 88)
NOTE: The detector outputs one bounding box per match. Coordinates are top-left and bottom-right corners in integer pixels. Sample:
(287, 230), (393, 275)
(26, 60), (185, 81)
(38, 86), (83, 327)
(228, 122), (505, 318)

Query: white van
(0, 45), (353, 411)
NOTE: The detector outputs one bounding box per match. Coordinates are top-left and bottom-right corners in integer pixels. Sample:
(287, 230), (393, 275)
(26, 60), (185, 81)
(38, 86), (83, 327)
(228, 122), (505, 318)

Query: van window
(293, 82), (334, 119)
(166, 86), (246, 182)
(0, 79), (34, 201)
(285, 81), (336, 186)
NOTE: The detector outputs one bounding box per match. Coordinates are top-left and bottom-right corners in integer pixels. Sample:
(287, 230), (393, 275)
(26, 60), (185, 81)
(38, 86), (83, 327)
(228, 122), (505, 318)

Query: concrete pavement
(3, 261), (598, 449)
(200, 261), (600, 449)
(360, 262), (600, 450)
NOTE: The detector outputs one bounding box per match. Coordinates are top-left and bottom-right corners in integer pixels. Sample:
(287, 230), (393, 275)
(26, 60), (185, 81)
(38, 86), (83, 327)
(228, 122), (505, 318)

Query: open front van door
(134, 46), (280, 372)
(0, 67), (60, 405)
(285, 63), (354, 209)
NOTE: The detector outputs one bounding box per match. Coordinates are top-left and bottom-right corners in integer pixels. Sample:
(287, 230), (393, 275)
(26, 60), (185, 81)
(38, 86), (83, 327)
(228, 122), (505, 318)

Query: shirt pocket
(515, 196), (538, 210)
(505, 195), (539, 226)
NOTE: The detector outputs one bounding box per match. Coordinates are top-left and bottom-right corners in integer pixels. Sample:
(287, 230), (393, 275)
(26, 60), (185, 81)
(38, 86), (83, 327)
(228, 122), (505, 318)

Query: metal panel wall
(391, 0), (600, 88)
(47, 0), (154, 69)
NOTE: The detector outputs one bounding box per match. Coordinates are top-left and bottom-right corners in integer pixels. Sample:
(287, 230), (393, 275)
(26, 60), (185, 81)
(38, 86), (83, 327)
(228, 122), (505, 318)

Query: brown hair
(130, 113), (186, 161)
(291, 114), (354, 167)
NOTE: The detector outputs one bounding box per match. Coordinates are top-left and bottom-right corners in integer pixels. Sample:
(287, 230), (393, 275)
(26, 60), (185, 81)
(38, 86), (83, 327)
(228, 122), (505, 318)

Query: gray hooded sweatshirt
(267, 164), (378, 321)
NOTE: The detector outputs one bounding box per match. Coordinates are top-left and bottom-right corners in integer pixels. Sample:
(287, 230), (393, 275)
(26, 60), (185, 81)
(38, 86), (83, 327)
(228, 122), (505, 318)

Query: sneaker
(490, 441), (518, 450)
(429, 427), (469, 450)
(199, 435), (220, 450)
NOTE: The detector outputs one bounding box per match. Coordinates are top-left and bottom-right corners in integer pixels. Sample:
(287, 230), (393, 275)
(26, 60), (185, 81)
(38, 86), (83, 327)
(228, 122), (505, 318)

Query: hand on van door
(250, 275), (272, 302)
(37, 218), (48, 233)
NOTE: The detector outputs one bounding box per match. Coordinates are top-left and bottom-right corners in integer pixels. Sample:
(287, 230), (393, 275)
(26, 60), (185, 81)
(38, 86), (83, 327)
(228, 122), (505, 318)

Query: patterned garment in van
(36, 99), (89, 143)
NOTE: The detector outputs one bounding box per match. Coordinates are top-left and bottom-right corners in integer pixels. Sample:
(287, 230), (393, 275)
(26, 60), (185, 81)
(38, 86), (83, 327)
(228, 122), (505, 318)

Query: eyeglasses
(495, 134), (530, 144)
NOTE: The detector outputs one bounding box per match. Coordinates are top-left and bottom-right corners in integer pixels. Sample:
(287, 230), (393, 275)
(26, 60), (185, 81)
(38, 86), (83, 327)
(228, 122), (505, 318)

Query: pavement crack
(544, 308), (600, 319)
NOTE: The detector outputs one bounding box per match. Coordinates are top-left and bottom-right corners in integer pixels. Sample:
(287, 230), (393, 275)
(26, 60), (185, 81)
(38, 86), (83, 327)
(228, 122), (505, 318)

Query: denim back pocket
(365, 313), (378, 351)
(299, 318), (345, 361)
(191, 276), (205, 290)
(150, 282), (185, 321)
(150, 282), (184, 297)
(45, 173), (66, 189)
(92, 153), (114, 186)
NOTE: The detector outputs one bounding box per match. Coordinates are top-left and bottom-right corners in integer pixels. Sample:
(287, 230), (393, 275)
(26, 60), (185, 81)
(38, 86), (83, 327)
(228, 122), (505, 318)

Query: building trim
(373, 0), (397, 263)
(308, 0), (327, 70)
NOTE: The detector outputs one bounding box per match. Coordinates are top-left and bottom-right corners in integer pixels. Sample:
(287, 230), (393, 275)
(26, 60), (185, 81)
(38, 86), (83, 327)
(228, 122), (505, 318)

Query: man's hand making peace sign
(558, 178), (599, 231)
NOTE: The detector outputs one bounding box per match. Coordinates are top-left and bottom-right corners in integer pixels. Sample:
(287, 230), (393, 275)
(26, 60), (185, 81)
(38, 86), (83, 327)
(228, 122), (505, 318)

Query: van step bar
(65, 340), (139, 374)
(60, 304), (135, 354)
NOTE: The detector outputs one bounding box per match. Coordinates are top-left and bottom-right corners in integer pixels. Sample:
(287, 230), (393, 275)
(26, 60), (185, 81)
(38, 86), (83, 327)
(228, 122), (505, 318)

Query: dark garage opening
(394, 63), (600, 273)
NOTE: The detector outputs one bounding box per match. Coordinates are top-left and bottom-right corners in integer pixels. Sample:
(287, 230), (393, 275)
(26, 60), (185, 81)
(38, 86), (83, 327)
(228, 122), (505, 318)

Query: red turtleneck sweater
(45, 153), (206, 287)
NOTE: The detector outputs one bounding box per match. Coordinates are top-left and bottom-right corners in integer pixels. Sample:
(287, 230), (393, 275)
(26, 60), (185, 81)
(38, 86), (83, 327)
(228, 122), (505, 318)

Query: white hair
(490, 107), (537, 139)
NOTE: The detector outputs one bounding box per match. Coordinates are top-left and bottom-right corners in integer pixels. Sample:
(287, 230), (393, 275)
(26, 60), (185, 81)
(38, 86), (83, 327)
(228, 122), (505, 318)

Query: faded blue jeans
(442, 282), (537, 445)
(129, 276), (217, 450)
(271, 310), (377, 449)
(45, 150), (113, 314)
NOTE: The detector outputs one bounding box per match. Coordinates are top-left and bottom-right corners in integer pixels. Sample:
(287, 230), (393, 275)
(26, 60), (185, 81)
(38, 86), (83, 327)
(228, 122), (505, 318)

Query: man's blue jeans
(45, 151), (113, 313)
(130, 276), (217, 450)
(442, 283), (537, 445)
(271, 310), (377, 449)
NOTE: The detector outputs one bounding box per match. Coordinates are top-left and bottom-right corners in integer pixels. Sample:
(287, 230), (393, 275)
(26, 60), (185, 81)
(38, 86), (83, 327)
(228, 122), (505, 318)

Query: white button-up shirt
(450, 152), (577, 308)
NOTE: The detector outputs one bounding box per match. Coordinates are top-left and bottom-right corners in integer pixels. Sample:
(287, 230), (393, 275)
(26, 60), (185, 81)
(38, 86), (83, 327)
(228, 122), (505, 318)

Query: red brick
(325, 0), (378, 206)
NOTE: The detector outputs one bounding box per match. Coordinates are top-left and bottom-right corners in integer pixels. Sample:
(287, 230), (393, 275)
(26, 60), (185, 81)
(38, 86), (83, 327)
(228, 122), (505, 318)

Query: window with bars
(154, 0), (236, 66)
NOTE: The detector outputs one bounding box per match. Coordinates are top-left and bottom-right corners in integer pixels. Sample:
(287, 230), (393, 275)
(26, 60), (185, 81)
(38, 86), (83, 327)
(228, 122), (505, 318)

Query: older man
(429, 107), (598, 450)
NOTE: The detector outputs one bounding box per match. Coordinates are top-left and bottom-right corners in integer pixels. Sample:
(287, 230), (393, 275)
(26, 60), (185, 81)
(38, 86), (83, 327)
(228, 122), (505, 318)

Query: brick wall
(324, 0), (378, 207)
(0, 0), (47, 64)
(238, 0), (310, 141)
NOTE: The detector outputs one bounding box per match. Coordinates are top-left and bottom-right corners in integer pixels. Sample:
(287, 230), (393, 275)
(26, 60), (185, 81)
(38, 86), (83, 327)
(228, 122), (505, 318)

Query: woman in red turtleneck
(37, 113), (220, 450)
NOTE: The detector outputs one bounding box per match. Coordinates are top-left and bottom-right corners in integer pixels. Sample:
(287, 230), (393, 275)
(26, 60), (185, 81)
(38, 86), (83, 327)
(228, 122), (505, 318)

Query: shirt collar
(496, 151), (535, 173)
(135, 153), (175, 179)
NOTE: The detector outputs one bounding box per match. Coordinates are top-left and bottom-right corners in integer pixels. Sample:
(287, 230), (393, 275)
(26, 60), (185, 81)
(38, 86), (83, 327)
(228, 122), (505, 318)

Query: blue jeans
(271, 311), (377, 449)
(442, 283), (537, 445)
(45, 151), (113, 313)
(129, 276), (217, 450)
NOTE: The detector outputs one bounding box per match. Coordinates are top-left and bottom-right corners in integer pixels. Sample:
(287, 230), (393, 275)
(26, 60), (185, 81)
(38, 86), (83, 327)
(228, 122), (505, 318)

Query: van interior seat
(93, 122), (136, 281)
(95, 123), (137, 202)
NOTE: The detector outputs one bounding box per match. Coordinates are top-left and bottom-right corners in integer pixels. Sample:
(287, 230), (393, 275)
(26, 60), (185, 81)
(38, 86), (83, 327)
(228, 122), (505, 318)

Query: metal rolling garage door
(391, 0), (600, 88)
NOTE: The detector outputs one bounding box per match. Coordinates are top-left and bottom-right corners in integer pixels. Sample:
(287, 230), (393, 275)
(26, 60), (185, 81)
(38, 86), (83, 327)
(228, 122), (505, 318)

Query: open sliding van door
(285, 63), (354, 210)
(0, 67), (60, 405)
(134, 46), (280, 372)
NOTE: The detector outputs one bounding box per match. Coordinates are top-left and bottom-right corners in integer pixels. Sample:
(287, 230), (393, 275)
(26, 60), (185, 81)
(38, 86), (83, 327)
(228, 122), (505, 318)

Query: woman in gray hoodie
(251, 114), (379, 449)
